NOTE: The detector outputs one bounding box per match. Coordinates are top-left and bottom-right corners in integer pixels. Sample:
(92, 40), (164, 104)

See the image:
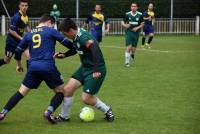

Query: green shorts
(125, 31), (139, 47)
(72, 65), (106, 95)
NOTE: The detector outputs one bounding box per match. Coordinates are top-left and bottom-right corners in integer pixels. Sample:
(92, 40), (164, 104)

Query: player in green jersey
(121, 3), (144, 67)
(54, 18), (114, 122)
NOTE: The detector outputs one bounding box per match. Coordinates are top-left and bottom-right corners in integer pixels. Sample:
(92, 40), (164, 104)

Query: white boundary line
(101, 45), (200, 53)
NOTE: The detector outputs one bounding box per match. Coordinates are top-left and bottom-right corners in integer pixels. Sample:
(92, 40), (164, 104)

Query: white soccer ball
(79, 107), (95, 122)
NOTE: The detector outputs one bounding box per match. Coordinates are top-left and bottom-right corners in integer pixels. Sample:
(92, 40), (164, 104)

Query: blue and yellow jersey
(9, 11), (29, 38)
(143, 10), (155, 25)
(16, 26), (73, 70)
(86, 11), (109, 32)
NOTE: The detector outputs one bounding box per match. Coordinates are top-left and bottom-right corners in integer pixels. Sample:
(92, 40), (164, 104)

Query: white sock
(60, 97), (73, 119)
(94, 98), (110, 113)
(125, 52), (130, 64)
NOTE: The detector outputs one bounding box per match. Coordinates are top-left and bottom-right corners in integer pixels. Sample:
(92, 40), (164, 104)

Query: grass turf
(0, 35), (200, 134)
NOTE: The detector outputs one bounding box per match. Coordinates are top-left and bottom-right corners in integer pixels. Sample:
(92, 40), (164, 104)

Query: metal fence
(1, 16), (200, 35)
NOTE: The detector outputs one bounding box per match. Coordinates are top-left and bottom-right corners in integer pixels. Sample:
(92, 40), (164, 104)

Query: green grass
(0, 35), (200, 134)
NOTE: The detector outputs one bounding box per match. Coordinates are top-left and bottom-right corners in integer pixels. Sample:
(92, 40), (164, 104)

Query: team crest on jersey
(136, 18), (139, 21)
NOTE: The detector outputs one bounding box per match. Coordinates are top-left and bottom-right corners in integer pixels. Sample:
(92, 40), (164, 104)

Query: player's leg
(56, 78), (81, 121)
(141, 27), (147, 48)
(57, 67), (83, 121)
(147, 33), (154, 48)
(0, 85), (30, 120)
(81, 68), (114, 122)
(0, 44), (15, 66)
(130, 33), (139, 63)
(124, 33), (132, 67)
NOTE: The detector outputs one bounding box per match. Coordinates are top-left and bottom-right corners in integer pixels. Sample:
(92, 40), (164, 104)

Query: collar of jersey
(130, 11), (138, 17)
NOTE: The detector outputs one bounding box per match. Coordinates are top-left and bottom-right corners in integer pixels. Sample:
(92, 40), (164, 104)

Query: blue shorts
(5, 35), (20, 57)
(143, 25), (154, 35)
(90, 29), (102, 43)
(22, 68), (64, 89)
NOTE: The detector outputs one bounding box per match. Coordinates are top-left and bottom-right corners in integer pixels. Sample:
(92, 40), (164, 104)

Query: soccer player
(121, 3), (144, 67)
(141, 3), (155, 49)
(0, 0), (30, 67)
(85, 4), (110, 43)
(0, 15), (76, 124)
(54, 18), (114, 122)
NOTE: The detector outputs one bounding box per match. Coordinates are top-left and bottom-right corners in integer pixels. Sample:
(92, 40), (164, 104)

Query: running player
(141, 3), (155, 49)
(121, 3), (144, 67)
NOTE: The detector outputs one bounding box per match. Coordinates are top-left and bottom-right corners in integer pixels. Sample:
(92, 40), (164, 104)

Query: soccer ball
(79, 107), (95, 122)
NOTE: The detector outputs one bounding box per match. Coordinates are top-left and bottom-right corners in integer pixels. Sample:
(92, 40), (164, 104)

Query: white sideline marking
(101, 45), (199, 53)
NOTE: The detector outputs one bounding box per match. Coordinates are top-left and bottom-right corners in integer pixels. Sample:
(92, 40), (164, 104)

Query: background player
(0, 15), (76, 124)
(0, 0), (30, 67)
(121, 3), (144, 67)
(54, 18), (114, 122)
(141, 3), (155, 49)
(85, 4), (110, 43)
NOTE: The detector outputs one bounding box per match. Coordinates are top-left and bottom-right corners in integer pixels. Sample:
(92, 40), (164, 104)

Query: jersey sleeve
(123, 13), (128, 23)
(14, 34), (29, 60)
(139, 14), (144, 24)
(86, 13), (92, 24)
(143, 11), (148, 17)
(104, 13), (109, 25)
(10, 15), (19, 32)
(51, 28), (74, 49)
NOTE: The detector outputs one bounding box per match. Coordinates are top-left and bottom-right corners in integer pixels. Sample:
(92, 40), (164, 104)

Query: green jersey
(123, 11), (144, 33)
(73, 28), (105, 69)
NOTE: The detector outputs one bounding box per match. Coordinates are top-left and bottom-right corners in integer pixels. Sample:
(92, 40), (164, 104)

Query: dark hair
(19, 0), (28, 4)
(59, 18), (77, 32)
(131, 2), (138, 6)
(39, 14), (55, 24)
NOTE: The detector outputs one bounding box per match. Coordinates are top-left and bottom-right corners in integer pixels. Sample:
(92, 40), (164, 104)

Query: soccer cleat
(0, 113), (5, 121)
(125, 63), (130, 67)
(145, 43), (151, 49)
(43, 111), (57, 124)
(55, 115), (70, 122)
(104, 108), (114, 122)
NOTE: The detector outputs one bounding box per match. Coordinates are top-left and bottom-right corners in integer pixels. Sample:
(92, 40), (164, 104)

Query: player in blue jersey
(85, 4), (110, 43)
(141, 3), (155, 49)
(0, 0), (30, 67)
(0, 14), (76, 124)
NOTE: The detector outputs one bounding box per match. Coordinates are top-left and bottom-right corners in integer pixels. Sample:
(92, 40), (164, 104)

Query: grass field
(0, 35), (200, 134)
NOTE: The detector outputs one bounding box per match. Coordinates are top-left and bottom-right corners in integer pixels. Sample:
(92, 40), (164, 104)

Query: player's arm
(104, 14), (110, 33)
(85, 39), (101, 78)
(14, 34), (29, 73)
(84, 13), (92, 30)
(132, 15), (145, 32)
(9, 16), (23, 40)
(121, 14), (130, 29)
(52, 29), (77, 59)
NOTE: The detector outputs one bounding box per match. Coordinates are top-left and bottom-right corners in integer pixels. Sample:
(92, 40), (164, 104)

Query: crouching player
(0, 15), (76, 124)
(54, 18), (114, 122)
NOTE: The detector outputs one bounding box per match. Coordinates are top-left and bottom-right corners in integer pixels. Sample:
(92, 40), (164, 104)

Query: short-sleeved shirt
(143, 10), (155, 25)
(18, 26), (73, 71)
(86, 11), (109, 32)
(123, 11), (144, 33)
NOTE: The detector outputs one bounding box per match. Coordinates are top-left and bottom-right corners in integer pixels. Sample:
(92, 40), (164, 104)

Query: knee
(63, 85), (74, 97)
(81, 94), (91, 105)
(4, 58), (11, 64)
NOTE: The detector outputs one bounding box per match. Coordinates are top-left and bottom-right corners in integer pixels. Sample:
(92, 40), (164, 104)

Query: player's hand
(16, 65), (24, 73)
(54, 52), (66, 59)
(132, 27), (139, 32)
(148, 16), (152, 21)
(93, 72), (101, 79)
(124, 24), (130, 29)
